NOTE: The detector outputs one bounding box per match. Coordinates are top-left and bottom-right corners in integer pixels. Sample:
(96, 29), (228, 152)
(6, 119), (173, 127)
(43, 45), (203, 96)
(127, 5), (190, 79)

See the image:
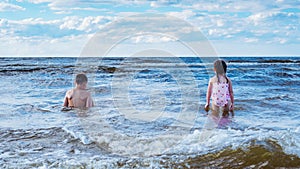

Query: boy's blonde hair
(75, 73), (88, 85)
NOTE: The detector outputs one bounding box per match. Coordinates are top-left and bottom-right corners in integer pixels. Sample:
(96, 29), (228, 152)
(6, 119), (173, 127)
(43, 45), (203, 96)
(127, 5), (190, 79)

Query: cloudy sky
(0, 0), (299, 57)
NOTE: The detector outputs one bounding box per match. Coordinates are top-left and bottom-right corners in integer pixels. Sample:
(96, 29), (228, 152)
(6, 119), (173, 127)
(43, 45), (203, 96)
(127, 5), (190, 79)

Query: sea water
(0, 57), (299, 168)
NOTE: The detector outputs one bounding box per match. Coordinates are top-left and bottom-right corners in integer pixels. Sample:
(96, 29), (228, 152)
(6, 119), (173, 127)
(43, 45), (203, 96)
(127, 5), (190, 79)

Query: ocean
(0, 57), (299, 168)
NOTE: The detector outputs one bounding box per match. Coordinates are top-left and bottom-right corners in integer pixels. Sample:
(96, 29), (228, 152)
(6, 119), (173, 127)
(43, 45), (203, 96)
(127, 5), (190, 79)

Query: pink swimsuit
(212, 82), (230, 107)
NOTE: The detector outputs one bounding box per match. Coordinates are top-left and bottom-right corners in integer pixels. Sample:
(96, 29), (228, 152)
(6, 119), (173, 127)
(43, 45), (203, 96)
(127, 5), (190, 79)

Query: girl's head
(214, 59), (227, 75)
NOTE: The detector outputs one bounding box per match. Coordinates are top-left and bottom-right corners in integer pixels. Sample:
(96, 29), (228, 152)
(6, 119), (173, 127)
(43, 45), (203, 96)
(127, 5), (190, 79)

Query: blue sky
(0, 0), (299, 56)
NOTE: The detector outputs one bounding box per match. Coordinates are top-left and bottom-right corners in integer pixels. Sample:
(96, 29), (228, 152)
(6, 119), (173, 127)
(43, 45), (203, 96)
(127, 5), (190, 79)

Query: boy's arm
(63, 90), (72, 107)
(63, 97), (69, 107)
(63, 92), (69, 107)
(86, 93), (94, 108)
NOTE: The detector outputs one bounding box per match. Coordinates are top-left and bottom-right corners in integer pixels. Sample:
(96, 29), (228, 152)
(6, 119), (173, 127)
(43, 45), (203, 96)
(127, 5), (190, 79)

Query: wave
(1, 122), (300, 168)
(172, 139), (300, 168)
(265, 94), (291, 101)
(0, 127), (105, 168)
(1, 126), (299, 168)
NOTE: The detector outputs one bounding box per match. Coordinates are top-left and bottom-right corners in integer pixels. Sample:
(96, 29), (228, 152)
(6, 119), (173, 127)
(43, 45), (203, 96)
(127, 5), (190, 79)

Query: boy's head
(214, 59), (227, 75)
(75, 73), (88, 85)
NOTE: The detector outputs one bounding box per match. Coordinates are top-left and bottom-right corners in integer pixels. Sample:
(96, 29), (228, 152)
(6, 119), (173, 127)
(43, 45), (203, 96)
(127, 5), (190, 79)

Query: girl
(205, 59), (234, 117)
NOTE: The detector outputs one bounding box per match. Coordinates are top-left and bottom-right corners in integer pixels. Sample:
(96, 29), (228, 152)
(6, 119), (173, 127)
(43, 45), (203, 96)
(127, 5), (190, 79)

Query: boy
(63, 73), (94, 109)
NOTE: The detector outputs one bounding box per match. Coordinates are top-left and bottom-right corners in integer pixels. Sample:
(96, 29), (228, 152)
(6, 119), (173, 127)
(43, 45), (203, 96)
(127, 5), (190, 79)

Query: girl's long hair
(214, 60), (228, 83)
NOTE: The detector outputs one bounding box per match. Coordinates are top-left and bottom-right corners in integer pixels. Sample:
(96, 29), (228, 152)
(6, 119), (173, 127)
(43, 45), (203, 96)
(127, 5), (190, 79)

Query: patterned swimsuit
(212, 82), (230, 107)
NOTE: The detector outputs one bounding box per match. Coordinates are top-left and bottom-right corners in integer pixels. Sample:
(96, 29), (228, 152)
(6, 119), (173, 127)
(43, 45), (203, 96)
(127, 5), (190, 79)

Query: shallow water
(0, 57), (300, 168)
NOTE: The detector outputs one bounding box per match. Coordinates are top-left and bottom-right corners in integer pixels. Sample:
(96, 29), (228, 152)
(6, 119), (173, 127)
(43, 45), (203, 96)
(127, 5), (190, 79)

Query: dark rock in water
(262, 59), (300, 63)
(98, 66), (117, 73)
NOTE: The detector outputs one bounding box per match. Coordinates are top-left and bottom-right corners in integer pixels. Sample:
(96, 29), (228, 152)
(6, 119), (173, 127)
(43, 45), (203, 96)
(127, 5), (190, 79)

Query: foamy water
(0, 57), (299, 168)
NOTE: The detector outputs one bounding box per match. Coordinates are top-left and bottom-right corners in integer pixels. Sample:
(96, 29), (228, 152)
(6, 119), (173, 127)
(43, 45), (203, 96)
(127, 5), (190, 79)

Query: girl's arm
(228, 78), (234, 111)
(205, 79), (213, 111)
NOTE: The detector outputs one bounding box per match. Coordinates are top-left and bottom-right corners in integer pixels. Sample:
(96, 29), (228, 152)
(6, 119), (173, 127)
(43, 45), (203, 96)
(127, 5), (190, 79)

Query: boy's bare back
(64, 88), (93, 108)
(63, 73), (94, 109)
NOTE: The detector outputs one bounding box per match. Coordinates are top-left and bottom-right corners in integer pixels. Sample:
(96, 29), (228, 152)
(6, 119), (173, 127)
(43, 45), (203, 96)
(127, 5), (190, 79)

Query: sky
(0, 0), (299, 57)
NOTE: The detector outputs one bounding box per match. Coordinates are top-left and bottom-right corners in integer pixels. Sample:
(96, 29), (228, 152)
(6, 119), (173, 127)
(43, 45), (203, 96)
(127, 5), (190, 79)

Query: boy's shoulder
(83, 90), (92, 96)
(66, 89), (74, 96)
(78, 89), (92, 97)
(66, 88), (91, 96)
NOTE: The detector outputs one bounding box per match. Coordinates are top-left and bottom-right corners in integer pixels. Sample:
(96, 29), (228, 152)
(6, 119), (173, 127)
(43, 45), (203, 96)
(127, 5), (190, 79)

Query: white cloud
(168, 10), (196, 20)
(0, 2), (25, 11)
(0, 14), (116, 56)
(130, 34), (176, 44)
(59, 16), (81, 30)
(1, 15), (114, 39)
(215, 19), (224, 27)
(187, 0), (299, 13)
(17, 0), (300, 15)
(272, 38), (288, 44)
(1, 0), (300, 56)
(16, 0), (114, 13)
(244, 38), (259, 43)
(182, 1), (266, 12)
(170, 2), (300, 45)
(0, 34), (89, 56)
(150, 0), (180, 8)
(59, 16), (115, 32)
(248, 11), (299, 24)
(16, 0), (51, 4)
(246, 11), (300, 43)
(47, 0), (114, 11)
(27, 0), (51, 4)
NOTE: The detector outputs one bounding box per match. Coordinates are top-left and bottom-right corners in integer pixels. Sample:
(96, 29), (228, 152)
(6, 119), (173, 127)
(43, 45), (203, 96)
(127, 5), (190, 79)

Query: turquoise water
(0, 57), (299, 168)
